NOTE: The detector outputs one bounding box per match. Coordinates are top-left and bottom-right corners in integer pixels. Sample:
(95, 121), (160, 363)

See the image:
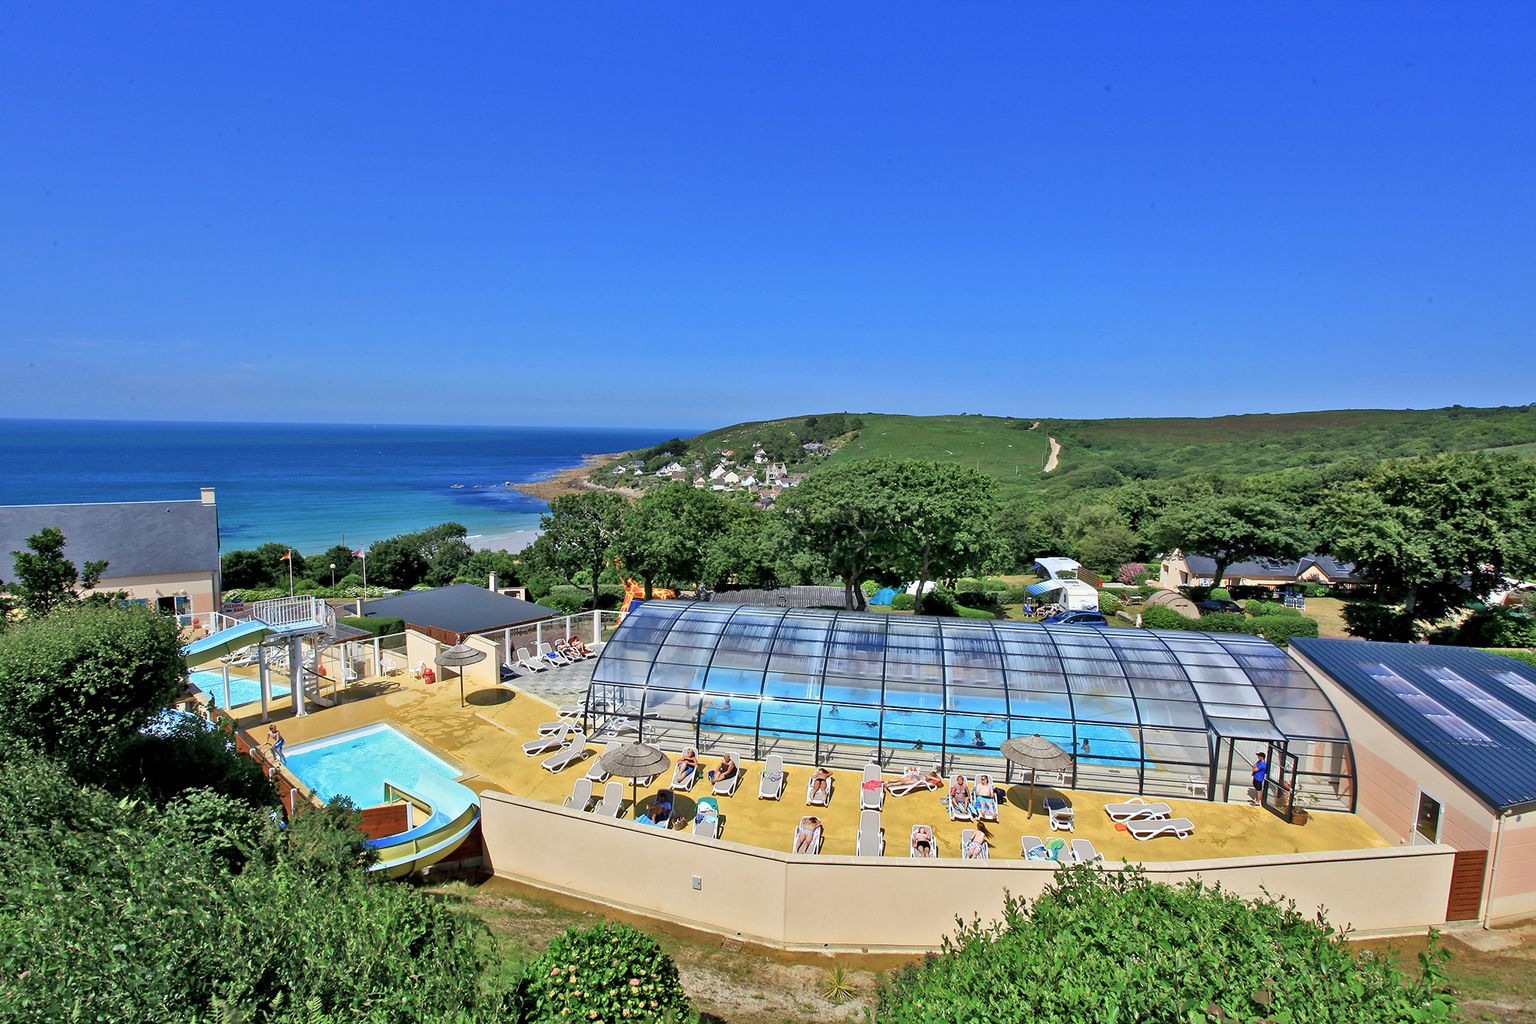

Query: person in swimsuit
(912, 825), (935, 857)
(808, 766), (834, 803)
(794, 816), (823, 853)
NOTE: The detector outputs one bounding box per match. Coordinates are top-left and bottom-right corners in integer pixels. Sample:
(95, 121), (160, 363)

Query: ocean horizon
(0, 419), (679, 553)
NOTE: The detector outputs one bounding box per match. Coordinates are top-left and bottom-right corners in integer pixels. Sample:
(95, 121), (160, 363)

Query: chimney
(488, 571), (497, 594)
(200, 487), (216, 505)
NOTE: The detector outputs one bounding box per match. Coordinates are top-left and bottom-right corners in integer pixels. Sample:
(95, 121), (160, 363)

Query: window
(1413, 791), (1441, 844)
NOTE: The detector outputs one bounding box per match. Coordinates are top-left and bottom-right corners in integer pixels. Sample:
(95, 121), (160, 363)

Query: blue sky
(1, 4), (1532, 428)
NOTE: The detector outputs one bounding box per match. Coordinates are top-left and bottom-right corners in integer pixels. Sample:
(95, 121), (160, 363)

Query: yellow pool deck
(232, 674), (1388, 864)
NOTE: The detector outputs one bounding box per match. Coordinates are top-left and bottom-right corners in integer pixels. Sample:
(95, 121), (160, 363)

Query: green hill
(607, 404), (1536, 497)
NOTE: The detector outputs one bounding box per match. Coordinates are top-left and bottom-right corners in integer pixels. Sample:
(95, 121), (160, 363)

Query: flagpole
(287, 549), (294, 598)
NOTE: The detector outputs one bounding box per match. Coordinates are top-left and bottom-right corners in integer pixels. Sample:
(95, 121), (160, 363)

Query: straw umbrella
(597, 742), (672, 819)
(435, 644), (487, 707)
(1001, 734), (1075, 818)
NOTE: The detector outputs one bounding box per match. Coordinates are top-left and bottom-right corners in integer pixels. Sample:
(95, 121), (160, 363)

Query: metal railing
(251, 595), (334, 631)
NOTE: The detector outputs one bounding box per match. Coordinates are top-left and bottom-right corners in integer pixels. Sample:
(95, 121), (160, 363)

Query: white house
(740, 475), (759, 489)
(656, 461), (685, 477)
(709, 466), (728, 481)
(722, 471), (741, 486)
(765, 463), (789, 482)
(753, 450), (769, 464)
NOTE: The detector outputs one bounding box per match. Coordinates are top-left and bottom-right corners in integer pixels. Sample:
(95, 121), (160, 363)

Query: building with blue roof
(1291, 637), (1536, 926)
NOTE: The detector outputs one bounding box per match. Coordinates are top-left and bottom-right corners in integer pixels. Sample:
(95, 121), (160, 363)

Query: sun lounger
(557, 704), (583, 720)
(540, 732), (588, 773)
(694, 815), (719, 839)
(538, 642), (571, 667)
(592, 781), (623, 817)
(671, 759), (697, 792)
(946, 779), (974, 821)
(1125, 816), (1194, 841)
(910, 824), (938, 858)
(711, 753), (743, 797)
(1021, 834), (1048, 860)
(1104, 800), (1173, 824)
(563, 777), (595, 811)
(792, 816), (823, 855)
(516, 647), (547, 673)
(856, 809), (884, 856)
(859, 763), (884, 810)
(584, 758), (611, 784)
(522, 731), (568, 756)
(758, 754), (786, 800)
(538, 720), (573, 736)
(1070, 838), (1102, 865)
(886, 765), (941, 797)
(1045, 797), (1075, 832)
(961, 828), (989, 860)
(805, 769), (833, 806)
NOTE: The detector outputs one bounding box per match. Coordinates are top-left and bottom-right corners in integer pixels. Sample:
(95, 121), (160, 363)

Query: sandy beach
(513, 451), (641, 502)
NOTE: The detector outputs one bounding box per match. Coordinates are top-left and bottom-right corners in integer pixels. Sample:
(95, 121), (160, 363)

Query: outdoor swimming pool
(283, 724), (463, 808)
(190, 669), (279, 709)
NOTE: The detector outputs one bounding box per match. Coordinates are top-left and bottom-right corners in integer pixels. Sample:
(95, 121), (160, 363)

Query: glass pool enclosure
(586, 601), (1355, 809)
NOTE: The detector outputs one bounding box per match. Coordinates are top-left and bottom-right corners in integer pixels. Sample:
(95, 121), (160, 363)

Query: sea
(0, 420), (677, 553)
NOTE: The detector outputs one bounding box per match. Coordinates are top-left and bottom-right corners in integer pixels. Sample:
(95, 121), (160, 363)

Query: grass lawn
(829, 413), (1050, 492)
(1302, 597), (1353, 639)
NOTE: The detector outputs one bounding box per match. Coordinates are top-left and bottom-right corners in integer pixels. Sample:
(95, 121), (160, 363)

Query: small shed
(360, 584), (557, 645)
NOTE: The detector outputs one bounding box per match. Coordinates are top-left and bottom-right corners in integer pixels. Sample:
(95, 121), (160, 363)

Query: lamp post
(330, 563), (336, 588)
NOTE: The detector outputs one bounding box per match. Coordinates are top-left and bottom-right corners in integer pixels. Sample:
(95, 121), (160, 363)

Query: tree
(615, 485), (726, 597)
(776, 459), (903, 610)
(1151, 491), (1312, 591)
(304, 544), (360, 585)
(1065, 504), (1144, 572)
(451, 547), (523, 588)
(992, 499), (1065, 573)
(220, 548), (277, 591)
(0, 603), (185, 782)
(7, 526), (110, 618)
(700, 498), (781, 589)
(1325, 452), (1536, 640)
(540, 491), (629, 609)
(892, 462), (998, 614)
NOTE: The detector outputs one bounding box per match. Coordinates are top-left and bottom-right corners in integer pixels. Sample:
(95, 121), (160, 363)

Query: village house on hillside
(1160, 551), (1362, 591)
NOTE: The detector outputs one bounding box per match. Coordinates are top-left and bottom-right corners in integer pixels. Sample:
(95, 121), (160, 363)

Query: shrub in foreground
(520, 922), (691, 1023)
(890, 593), (915, 611)
(1138, 604), (1200, 630)
(875, 865), (1454, 1024)
(1251, 613), (1320, 647)
(1245, 599), (1302, 617)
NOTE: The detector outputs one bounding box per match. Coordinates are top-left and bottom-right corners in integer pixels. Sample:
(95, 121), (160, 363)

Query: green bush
(1208, 586), (1232, 601)
(520, 922), (691, 1023)
(540, 585), (590, 615)
(1251, 614), (1320, 647)
(1001, 585), (1032, 605)
(874, 865), (1454, 1024)
(1138, 605), (1200, 630)
(956, 577), (985, 592)
(337, 615), (406, 637)
(917, 589), (960, 617)
(1244, 599), (1302, 617)
(1197, 612), (1259, 635)
(890, 592), (915, 611)
(956, 603), (999, 620)
(1438, 609), (1536, 648)
(982, 577), (1010, 593)
(1488, 649), (1536, 670)
(1300, 581), (1332, 598)
(861, 579), (879, 597)
(1098, 592), (1124, 616)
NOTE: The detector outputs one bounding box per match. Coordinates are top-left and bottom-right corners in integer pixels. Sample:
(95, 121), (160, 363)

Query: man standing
(1250, 751), (1268, 806)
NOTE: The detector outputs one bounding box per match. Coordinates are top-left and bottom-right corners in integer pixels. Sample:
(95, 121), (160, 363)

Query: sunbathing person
(965, 821), (991, 858)
(886, 767), (942, 793)
(807, 766), (834, 803)
(974, 774), (999, 817)
(912, 825), (935, 857)
(712, 753), (738, 785)
(948, 775), (973, 817)
(794, 816), (823, 853)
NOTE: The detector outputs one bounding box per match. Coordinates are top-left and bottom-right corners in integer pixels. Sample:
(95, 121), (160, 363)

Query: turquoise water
(283, 724), (461, 808)
(0, 419), (677, 552)
(190, 668), (279, 709)
(699, 680), (1144, 765)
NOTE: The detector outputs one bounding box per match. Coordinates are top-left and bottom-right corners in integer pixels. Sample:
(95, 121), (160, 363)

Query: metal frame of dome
(586, 601), (1356, 809)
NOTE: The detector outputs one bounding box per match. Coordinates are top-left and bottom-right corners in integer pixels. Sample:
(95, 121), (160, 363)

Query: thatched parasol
(435, 644), (487, 707)
(597, 742), (672, 819)
(1001, 734), (1074, 818)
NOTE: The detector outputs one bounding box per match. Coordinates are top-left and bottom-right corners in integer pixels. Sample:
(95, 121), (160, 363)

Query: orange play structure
(620, 577), (676, 617)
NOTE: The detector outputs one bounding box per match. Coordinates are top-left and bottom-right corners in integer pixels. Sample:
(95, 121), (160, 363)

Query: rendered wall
(96, 571), (218, 613)
(481, 791), (1455, 951)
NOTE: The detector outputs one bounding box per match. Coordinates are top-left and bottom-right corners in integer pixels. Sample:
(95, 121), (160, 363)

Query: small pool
(282, 724), (463, 808)
(190, 669), (282, 709)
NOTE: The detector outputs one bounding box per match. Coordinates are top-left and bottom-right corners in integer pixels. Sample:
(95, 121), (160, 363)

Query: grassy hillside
(833, 414), (1051, 483)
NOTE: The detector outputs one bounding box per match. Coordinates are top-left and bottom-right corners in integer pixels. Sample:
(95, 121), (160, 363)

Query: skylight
(1363, 663), (1492, 743)
(1425, 666), (1536, 744)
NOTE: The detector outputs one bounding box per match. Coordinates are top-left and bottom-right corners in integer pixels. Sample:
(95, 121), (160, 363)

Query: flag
(280, 550), (291, 561)
(352, 549), (365, 558)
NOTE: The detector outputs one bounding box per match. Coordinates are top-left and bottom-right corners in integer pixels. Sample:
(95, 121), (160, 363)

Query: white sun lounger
(516, 647), (547, 673)
(711, 753), (743, 797)
(671, 759), (697, 791)
(804, 769), (833, 807)
(557, 704), (582, 719)
(694, 815), (720, 839)
(538, 720), (573, 736)
(1070, 838), (1103, 865)
(538, 642), (571, 667)
(1021, 835), (1049, 860)
(961, 828), (989, 860)
(563, 777), (595, 811)
(946, 779), (974, 821)
(1045, 796), (1075, 832)
(758, 754), (786, 800)
(1104, 800), (1173, 824)
(1126, 816), (1194, 841)
(792, 816), (823, 855)
(522, 731), (567, 756)
(584, 758), (611, 784)
(859, 763), (884, 810)
(592, 781), (623, 817)
(540, 732), (588, 773)
(885, 765), (940, 797)
(856, 809), (884, 857)
(910, 824), (938, 858)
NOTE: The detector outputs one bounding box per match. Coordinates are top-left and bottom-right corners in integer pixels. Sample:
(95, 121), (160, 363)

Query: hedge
(1138, 605), (1200, 630)
(1198, 612), (1259, 635)
(337, 616), (405, 637)
(1245, 600), (1302, 617)
(1098, 592), (1124, 616)
(891, 593), (915, 611)
(1251, 614), (1320, 647)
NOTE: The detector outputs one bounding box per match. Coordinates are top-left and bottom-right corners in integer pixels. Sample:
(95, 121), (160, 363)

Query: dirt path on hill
(1044, 435), (1061, 472)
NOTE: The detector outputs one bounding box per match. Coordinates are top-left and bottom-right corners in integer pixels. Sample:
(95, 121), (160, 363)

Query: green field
(832, 413), (1051, 483)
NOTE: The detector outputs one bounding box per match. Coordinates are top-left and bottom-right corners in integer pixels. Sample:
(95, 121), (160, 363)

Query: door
(1261, 747), (1298, 821)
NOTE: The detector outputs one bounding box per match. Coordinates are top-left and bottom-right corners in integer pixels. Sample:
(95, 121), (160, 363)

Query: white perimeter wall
(481, 791), (1456, 951)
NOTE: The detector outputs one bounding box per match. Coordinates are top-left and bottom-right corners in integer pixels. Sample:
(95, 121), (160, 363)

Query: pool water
(190, 669), (281, 709)
(697, 682), (1144, 765)
(282, 724), (462, 808)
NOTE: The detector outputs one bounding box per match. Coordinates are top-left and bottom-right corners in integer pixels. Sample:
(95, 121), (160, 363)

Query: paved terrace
(231, 668), (1387, 864)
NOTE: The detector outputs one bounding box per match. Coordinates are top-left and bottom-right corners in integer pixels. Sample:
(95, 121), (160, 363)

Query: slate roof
(0, 497), (219, 579)
(1182, 553), (1360, 583)
(360, 584), (558, 636)
(1292, 637), (1536, 814)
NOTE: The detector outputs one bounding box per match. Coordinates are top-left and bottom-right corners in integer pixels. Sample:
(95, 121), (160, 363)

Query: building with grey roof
(0, 487), (221, 619)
